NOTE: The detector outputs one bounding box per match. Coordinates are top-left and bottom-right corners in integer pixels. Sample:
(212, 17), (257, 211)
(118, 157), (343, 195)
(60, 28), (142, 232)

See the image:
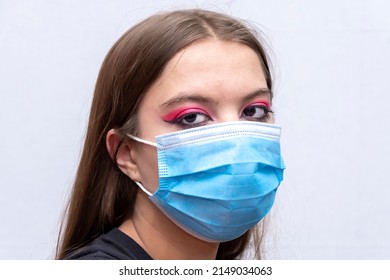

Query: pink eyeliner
(162, 107), (209, 122)
(247, 100), (270, 109)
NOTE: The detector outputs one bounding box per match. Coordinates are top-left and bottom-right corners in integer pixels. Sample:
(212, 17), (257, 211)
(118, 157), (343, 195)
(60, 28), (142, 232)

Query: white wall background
(1, 0), (389, 259)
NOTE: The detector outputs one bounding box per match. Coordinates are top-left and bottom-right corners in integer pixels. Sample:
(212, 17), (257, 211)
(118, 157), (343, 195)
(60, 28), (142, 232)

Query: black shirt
(64, 228), (153, 260)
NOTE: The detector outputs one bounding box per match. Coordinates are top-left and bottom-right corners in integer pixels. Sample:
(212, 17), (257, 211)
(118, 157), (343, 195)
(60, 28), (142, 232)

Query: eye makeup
(160, 92), (272, 128)
(244, 99), (271, 110)
(162, 107), (211, 122)
(240, 99), (273, 122)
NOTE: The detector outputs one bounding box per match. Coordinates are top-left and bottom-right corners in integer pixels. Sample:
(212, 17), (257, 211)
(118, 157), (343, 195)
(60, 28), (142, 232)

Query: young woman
(56, 9), (284, 260)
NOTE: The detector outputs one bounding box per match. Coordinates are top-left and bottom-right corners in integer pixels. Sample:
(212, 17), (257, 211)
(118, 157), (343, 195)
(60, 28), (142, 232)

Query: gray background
(1, 0), (389, 259)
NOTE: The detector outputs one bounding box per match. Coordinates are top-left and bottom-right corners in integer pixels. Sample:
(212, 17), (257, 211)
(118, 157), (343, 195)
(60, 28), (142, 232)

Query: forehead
(144, 39), (268, 105)
(164, 39), (263, 80)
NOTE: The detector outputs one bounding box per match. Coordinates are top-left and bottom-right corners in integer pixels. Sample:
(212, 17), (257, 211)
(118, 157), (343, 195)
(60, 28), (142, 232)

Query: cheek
(136, 145), (159, 192)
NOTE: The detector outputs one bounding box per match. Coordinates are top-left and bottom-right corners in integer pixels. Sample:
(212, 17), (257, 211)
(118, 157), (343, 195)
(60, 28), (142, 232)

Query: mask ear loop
(127, 134), (157, 147)
(134, 181), (154, 196)
(126, 134), (157, 196)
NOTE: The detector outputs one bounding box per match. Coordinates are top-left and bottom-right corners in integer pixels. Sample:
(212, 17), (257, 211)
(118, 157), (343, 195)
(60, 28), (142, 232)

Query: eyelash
(242, 104), (273, 122)
(169, 111), (211, 128)
(167, 105), (273, 128)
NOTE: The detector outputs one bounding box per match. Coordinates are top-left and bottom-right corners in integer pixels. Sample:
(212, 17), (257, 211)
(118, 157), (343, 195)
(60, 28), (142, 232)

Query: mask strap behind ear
(134, 181), (153, 196)
(127, 134), (157, 147)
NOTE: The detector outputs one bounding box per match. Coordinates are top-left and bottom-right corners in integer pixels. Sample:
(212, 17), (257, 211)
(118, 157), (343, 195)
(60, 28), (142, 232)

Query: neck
(119, 192), (219, 260)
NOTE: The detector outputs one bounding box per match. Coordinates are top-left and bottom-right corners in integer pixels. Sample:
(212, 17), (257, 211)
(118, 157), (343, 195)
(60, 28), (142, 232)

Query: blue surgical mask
(128, 121), (285, 242)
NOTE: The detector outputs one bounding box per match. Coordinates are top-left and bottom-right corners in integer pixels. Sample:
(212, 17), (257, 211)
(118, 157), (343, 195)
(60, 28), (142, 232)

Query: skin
(106, 38), (272, 259)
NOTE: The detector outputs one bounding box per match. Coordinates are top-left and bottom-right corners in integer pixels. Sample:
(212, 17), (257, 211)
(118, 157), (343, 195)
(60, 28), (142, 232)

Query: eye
(176, 112), (211, 126)
(242, 105), (272, 121)
(163, 107), (213, 128)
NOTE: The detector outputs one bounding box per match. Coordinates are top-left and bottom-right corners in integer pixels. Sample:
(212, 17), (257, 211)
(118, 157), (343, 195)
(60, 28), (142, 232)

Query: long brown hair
(56, 9), (273, 260)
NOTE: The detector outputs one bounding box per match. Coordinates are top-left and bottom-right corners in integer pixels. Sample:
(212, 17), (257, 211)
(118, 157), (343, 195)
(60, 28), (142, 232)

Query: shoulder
(64, 228), (152, 260)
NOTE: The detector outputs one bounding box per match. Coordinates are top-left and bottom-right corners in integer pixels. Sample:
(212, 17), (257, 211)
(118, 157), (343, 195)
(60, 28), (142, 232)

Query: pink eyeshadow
(247, 100), (271, 109)
(162, 107), (208, 122)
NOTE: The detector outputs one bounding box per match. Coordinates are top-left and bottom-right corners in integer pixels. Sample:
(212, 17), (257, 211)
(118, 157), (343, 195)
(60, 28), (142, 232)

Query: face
(131, 39), (272, 193)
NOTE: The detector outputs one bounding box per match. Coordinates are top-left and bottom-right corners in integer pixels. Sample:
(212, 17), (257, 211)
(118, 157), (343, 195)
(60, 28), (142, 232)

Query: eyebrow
(242, 88), (273, 103)
(159, 88), (272, 109)
(159, 94), (217, 109)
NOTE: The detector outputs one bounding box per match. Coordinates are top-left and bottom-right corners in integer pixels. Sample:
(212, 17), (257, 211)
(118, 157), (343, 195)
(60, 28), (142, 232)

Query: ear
(106, 129), (142, 182)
